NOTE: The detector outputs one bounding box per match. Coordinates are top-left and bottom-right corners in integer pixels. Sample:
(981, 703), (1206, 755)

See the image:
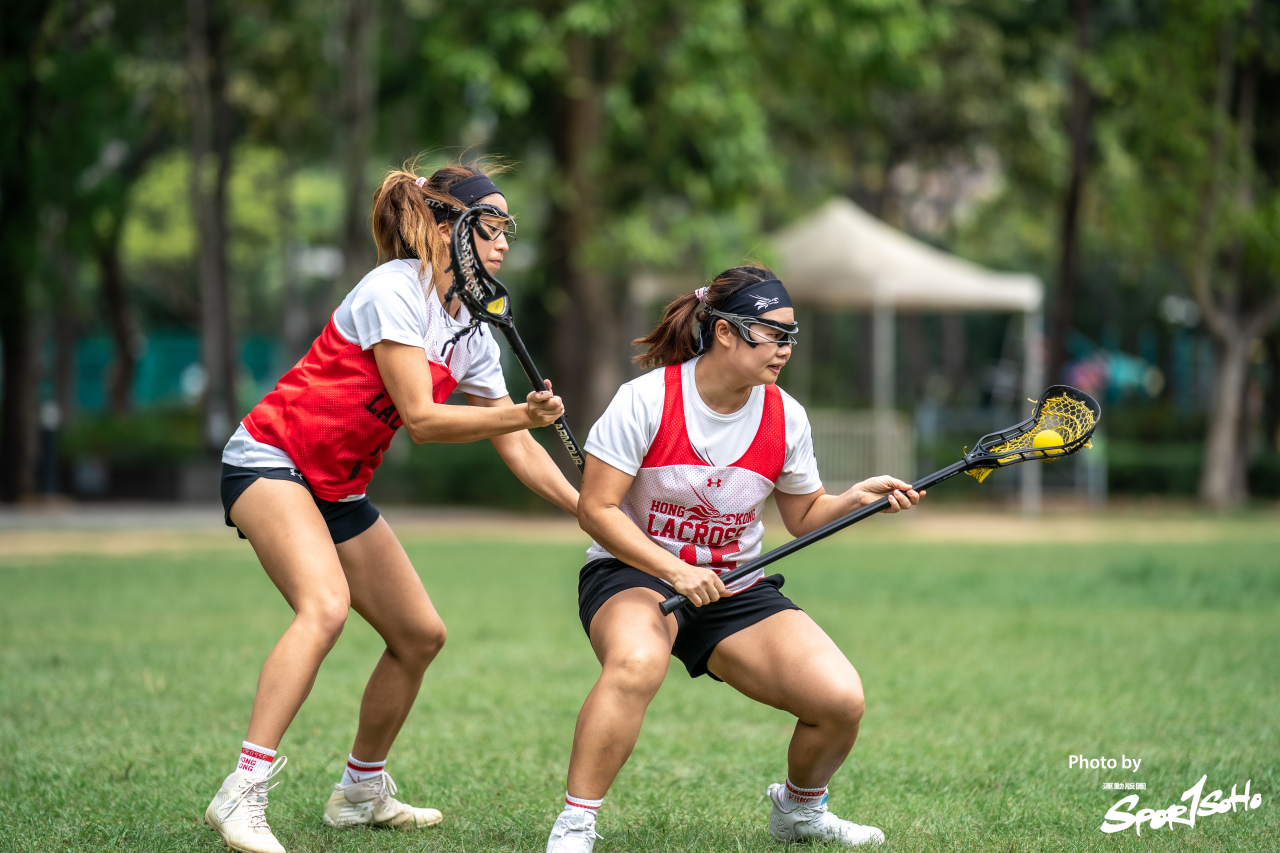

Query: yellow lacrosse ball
(1033, 429), (1063, 449)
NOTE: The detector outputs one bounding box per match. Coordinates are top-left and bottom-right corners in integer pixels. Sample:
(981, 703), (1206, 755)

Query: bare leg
(231, 479), (351, 749)
(337, 517), (447, 762)
(708, 609), (865, 789)
(565, 588), (678, 799)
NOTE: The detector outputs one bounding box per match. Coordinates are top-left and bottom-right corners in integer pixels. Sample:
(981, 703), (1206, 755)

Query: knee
(824, 684), (865, 731)
(801, 681), (864, 733)
(390, 619), (447, 672)
(603, 648), (668, 698)
(299, 594), (350, 646)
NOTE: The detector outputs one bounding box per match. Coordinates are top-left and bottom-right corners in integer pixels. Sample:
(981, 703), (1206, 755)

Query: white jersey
(584, 359), (822, 593)
(223, 258), (509, 474)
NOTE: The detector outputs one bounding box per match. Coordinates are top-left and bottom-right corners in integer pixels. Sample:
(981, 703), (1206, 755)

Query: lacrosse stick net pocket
(966, 392), (1097, 483)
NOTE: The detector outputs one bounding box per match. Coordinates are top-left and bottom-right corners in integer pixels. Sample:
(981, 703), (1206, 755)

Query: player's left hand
(525, 379), (565, 427)
(850, 476), (924, 513)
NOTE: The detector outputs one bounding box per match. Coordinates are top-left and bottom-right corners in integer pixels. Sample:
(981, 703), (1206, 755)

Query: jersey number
(679, 540), (740, 569)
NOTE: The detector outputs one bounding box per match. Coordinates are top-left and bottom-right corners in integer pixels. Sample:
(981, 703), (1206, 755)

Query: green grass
(1, 527), (1278, 852)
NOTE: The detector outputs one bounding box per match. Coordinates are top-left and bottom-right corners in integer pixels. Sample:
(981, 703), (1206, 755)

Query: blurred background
(2, 0), (1278, 512)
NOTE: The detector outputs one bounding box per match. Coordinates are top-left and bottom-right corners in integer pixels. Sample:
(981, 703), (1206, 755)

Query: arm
(373, 340), (562, 443)
(465, 391), (579, 517)
(578, 454), (728, 607)
(773, 476), (925, 539)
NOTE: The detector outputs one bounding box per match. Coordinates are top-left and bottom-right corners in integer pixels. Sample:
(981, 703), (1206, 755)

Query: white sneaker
(322, 771), (442, 830)
(203, 757), (288, 853)
(766, 783), (885, 846)
(546, 807), (602, 853)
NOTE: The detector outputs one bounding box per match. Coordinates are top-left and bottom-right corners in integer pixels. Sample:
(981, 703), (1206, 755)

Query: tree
(188, 0), (238, 450)
(1189, 0), (1280, 508)
(1048, 0), (1094, 384)
(1, 1), (169, 493)
(398, 0), (949, 430)
(1101, 0), (1280, 508)
(0, 0), (47, 501)
(337, 0), (379, 302)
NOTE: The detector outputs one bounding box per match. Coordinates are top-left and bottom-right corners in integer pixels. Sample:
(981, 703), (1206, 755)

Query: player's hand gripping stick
(659, 385), (1101, 616)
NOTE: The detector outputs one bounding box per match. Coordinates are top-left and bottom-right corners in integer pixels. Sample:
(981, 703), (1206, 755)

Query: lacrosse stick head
(447, 203), (515, 326)
(964, 385), (1102, 483)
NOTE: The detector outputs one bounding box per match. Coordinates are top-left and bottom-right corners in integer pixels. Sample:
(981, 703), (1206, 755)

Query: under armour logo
(707, 478), (722, 487)
(748, 293), (779, 310)
(289, 468), (300, 479)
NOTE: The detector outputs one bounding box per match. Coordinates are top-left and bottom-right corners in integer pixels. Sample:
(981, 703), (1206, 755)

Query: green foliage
(367, 431), (563, 512)
(2, 530), (1278, 850)
(122, 146), (343, 330)
(59, 407), (204, 465)
(121, 151), (196, 267)
(1107, 442), (1204, 497)
(405, 0), (956, 278)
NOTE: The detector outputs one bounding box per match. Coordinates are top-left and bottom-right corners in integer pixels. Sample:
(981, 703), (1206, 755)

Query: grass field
(1, 511), (1278, 852)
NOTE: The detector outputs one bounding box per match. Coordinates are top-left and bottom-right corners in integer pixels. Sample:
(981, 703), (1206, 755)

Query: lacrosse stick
(659, 385), (1101, 615)
(445, 203), (585, 473)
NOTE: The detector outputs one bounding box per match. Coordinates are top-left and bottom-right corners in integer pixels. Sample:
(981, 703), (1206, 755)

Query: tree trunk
(189, 0), (237, 451)
(1265, 332), (1280, 451)
(1200, 333), (1250, 506)
(1048, 0), (1093, 384)
(337, 0), (378, 296)
(547, 35), (621, 432)
(0, 0), (46, 502)
(277, 161), (310, 366)
(97, 220), (137, 416)
(1192, 3), (1280, 508)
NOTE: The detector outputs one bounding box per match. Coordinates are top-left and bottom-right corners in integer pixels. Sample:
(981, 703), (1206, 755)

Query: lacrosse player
(206, 160), (578, 853)
(544, 266), (922, 852)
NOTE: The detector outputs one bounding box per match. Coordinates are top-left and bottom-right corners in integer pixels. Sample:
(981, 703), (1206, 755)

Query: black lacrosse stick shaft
(658, 460), (970, 616)
(493, 322), (585, 473)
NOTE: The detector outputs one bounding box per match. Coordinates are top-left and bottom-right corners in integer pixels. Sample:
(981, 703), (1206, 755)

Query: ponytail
(632, 265), (778, 367)
(370, 155), (510, 280)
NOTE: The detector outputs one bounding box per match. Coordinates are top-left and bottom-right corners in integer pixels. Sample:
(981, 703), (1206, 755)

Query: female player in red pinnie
(204, 161), (579, 853)
(542, 266), (923, 853)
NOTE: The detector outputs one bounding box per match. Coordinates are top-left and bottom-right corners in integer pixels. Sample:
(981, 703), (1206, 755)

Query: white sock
(237, 741), (277, 778)
(564, 791), (603, 814)
(781, 778), (827, 812)
(340, 754), (386, 787)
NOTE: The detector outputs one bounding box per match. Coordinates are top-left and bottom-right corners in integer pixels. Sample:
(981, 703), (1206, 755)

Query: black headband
(449, 174), (504, 207)
(696, 277), (795, 354)
(716, 278), (793, 316)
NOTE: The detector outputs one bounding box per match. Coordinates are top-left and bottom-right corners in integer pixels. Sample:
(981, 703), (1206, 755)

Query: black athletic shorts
(578, 557), (800, 680)
(220, 463), (381, 545)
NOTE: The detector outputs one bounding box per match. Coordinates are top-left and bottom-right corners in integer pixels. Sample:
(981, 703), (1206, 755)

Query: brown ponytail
(369, 155), (511, 280)
(632, 265), (778, 367)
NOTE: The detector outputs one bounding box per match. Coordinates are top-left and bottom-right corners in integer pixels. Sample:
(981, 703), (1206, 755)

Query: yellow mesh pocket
(966, 394), (1096, 483)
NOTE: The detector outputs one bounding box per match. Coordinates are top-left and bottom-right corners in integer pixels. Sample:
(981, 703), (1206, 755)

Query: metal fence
(808, 410), (915, 494)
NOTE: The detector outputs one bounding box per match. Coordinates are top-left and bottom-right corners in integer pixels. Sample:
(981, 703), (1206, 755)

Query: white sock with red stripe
(780, 778), (828, 812)
(339, 754), (387, 787)
(237, 741), (277, 779)
(563, 792), (603, 814)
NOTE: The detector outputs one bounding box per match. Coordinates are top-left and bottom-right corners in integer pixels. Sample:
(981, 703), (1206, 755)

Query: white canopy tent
(627, 197), (1048, 511)
(771, 197), (1046, 512)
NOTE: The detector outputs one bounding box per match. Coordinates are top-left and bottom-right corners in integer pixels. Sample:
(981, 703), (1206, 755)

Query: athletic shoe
(203, 757), (288, 853)
(322, 770), (442, 830)
(766, 783), (885, 846)
(546, 807), (603, 853)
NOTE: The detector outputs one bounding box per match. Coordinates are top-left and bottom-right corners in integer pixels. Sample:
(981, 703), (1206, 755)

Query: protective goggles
(705, 309), (799, 347)
(427, 199), (517, 244)
(474, 214), (517, 245)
